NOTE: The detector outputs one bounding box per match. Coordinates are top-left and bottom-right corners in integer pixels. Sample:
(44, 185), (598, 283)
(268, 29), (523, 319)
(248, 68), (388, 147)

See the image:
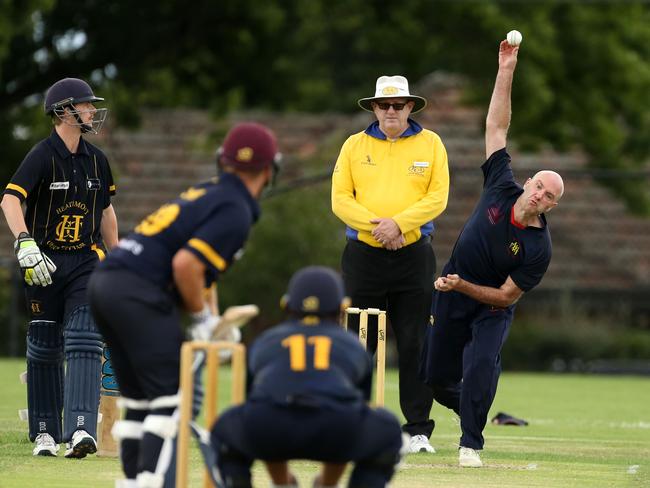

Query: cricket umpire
(331, 75), (449, 453)
(1, 77), (118, 458)
(419, 40), (564, 468)
(210, 266), (404, 488)
(88, 122), (280, 488)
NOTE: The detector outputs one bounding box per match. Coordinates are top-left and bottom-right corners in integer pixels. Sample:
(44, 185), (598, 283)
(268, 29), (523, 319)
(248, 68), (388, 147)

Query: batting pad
(26, 320), (64, 442)
(63, 305), (103, 440)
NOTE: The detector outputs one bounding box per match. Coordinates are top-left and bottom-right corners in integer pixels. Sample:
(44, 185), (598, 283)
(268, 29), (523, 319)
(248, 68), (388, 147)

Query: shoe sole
(459, 460), (483, 468)
(34, 449), (57, 457)
(409, 446), (436, 453)
(64, 437), (97, 459)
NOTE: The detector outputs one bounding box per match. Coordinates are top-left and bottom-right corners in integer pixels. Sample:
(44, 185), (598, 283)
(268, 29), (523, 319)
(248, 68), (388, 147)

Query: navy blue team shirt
(247, 319), (373, 408)
(102, 172), (259, 288)
(4, 130), (115, 253)
(448, 148), (552, 295)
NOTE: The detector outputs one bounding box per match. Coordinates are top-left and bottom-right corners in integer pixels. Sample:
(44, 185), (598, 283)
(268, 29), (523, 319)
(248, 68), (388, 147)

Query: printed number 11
(281, 334), (332, 371)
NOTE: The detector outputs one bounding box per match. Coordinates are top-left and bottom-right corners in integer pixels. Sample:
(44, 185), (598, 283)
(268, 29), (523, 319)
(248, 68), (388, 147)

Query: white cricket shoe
(114, 480), (138, 488)
(33, 433), (60, 456)
(407, 434), (436, 453)
(64, 429), (97, 458)
(459, 446), (483, 467)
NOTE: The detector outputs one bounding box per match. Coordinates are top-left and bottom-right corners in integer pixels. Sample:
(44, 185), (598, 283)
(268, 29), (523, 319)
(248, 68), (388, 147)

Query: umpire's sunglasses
(374, 101), (409, 111)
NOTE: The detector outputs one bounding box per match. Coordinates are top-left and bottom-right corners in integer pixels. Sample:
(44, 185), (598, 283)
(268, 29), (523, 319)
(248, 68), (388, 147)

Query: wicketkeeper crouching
(210, 266), (406, 488)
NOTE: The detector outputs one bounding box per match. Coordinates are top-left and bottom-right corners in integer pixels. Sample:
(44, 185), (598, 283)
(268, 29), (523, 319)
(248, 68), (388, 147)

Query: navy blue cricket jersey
(247, 319), (373, 408)
(101, 173), (259, 288)
(449, 148), (552, 293)
(3, 130), (115, 253)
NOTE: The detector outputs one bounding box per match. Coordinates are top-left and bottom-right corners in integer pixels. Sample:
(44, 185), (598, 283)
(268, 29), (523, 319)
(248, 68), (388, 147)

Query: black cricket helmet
(281, 266), (350, 316)
(44, 78), (107, 134)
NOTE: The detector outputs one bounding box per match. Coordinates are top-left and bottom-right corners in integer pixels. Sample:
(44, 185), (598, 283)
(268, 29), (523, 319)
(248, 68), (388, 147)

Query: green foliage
(219, 179), (345, 327)
(503, 316), (650, 371)
(0, 0), (648, 210)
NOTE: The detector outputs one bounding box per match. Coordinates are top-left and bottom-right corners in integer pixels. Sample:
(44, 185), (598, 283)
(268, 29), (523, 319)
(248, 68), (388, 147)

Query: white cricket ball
(507, 30), (523, 46)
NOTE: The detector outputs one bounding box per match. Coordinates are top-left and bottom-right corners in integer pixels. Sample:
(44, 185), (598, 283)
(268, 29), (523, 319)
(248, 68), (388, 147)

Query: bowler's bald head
(533, 170), (564, 202)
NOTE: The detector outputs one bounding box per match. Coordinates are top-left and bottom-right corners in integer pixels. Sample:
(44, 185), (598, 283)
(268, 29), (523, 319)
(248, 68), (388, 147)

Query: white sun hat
(357, 75), (427, 114)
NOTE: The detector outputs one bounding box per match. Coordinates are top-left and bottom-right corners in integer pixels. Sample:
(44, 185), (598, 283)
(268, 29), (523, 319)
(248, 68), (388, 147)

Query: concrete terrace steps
(1, 74), (648, 301)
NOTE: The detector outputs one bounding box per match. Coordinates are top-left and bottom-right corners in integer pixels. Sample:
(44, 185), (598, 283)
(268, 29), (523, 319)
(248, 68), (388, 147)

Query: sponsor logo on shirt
(49, 181), (70, 190)
(361, 155), (376, 166)
(118, 238), (144, 256)
(87, 178), (101, 190)
(408, 163), (426, 175)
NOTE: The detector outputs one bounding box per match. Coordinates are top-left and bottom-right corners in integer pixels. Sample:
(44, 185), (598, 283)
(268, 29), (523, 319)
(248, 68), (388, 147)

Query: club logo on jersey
(509, 240), (521, 257)
(55, 215), (83, 242)
(49, 181), (70, 190)
(487, 206), (503, 225)
(302, 296), (319, 312)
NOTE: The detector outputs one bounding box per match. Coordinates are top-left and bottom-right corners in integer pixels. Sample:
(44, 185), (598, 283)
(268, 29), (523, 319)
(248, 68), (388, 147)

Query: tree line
(1, 0), (649, 211)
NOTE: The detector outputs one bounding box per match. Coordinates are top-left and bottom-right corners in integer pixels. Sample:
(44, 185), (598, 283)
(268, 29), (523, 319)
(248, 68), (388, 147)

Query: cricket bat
(98, 345), (119, 457)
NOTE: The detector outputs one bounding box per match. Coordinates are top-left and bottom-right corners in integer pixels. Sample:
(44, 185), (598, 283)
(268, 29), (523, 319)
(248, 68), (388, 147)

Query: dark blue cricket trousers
(211, 399), (403, 488)
(419, 268), (513, 450)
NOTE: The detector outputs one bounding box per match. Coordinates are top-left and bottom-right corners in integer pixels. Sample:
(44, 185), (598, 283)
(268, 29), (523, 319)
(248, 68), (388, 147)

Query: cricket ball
(507, 30), (523, 46)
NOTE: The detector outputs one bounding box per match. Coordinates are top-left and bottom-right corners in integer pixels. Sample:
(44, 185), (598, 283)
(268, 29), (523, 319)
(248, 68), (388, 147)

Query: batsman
(88, 122), (280, 487)
(1, 78), (118, 458)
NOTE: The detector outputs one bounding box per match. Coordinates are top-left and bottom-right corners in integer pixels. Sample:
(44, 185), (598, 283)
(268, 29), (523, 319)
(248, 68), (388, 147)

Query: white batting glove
(188, 306), (220, 342)
(14, 233), (57, 286)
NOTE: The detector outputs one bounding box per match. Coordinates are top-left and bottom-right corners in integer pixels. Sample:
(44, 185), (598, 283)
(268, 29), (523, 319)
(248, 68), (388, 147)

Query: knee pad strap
(118, 397), (150, 410)
(112, 420), (143, 441)
(143, 415), (177, 439)
(136, 471), (164, 488)
(150, 395), (179, 410)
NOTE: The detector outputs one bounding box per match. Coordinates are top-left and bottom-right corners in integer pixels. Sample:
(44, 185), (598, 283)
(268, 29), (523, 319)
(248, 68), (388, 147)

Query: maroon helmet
(218, 122), (281, 172)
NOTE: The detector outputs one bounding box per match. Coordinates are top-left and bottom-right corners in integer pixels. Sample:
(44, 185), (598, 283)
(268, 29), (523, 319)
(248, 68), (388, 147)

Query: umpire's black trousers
(341, 236), (435, 438)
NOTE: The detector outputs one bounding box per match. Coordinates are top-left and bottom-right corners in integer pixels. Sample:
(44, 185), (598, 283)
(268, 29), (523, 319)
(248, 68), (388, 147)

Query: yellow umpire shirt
(332, 119), (449, 247)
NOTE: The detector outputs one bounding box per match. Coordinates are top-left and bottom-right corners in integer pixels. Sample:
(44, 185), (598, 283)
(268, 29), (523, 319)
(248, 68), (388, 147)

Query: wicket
(343, 307), (386, 406)
(176, 340), (247, 488)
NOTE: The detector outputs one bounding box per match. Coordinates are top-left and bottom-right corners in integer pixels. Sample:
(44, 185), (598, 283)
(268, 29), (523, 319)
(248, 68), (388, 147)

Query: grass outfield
(0, 357), (648, 488)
